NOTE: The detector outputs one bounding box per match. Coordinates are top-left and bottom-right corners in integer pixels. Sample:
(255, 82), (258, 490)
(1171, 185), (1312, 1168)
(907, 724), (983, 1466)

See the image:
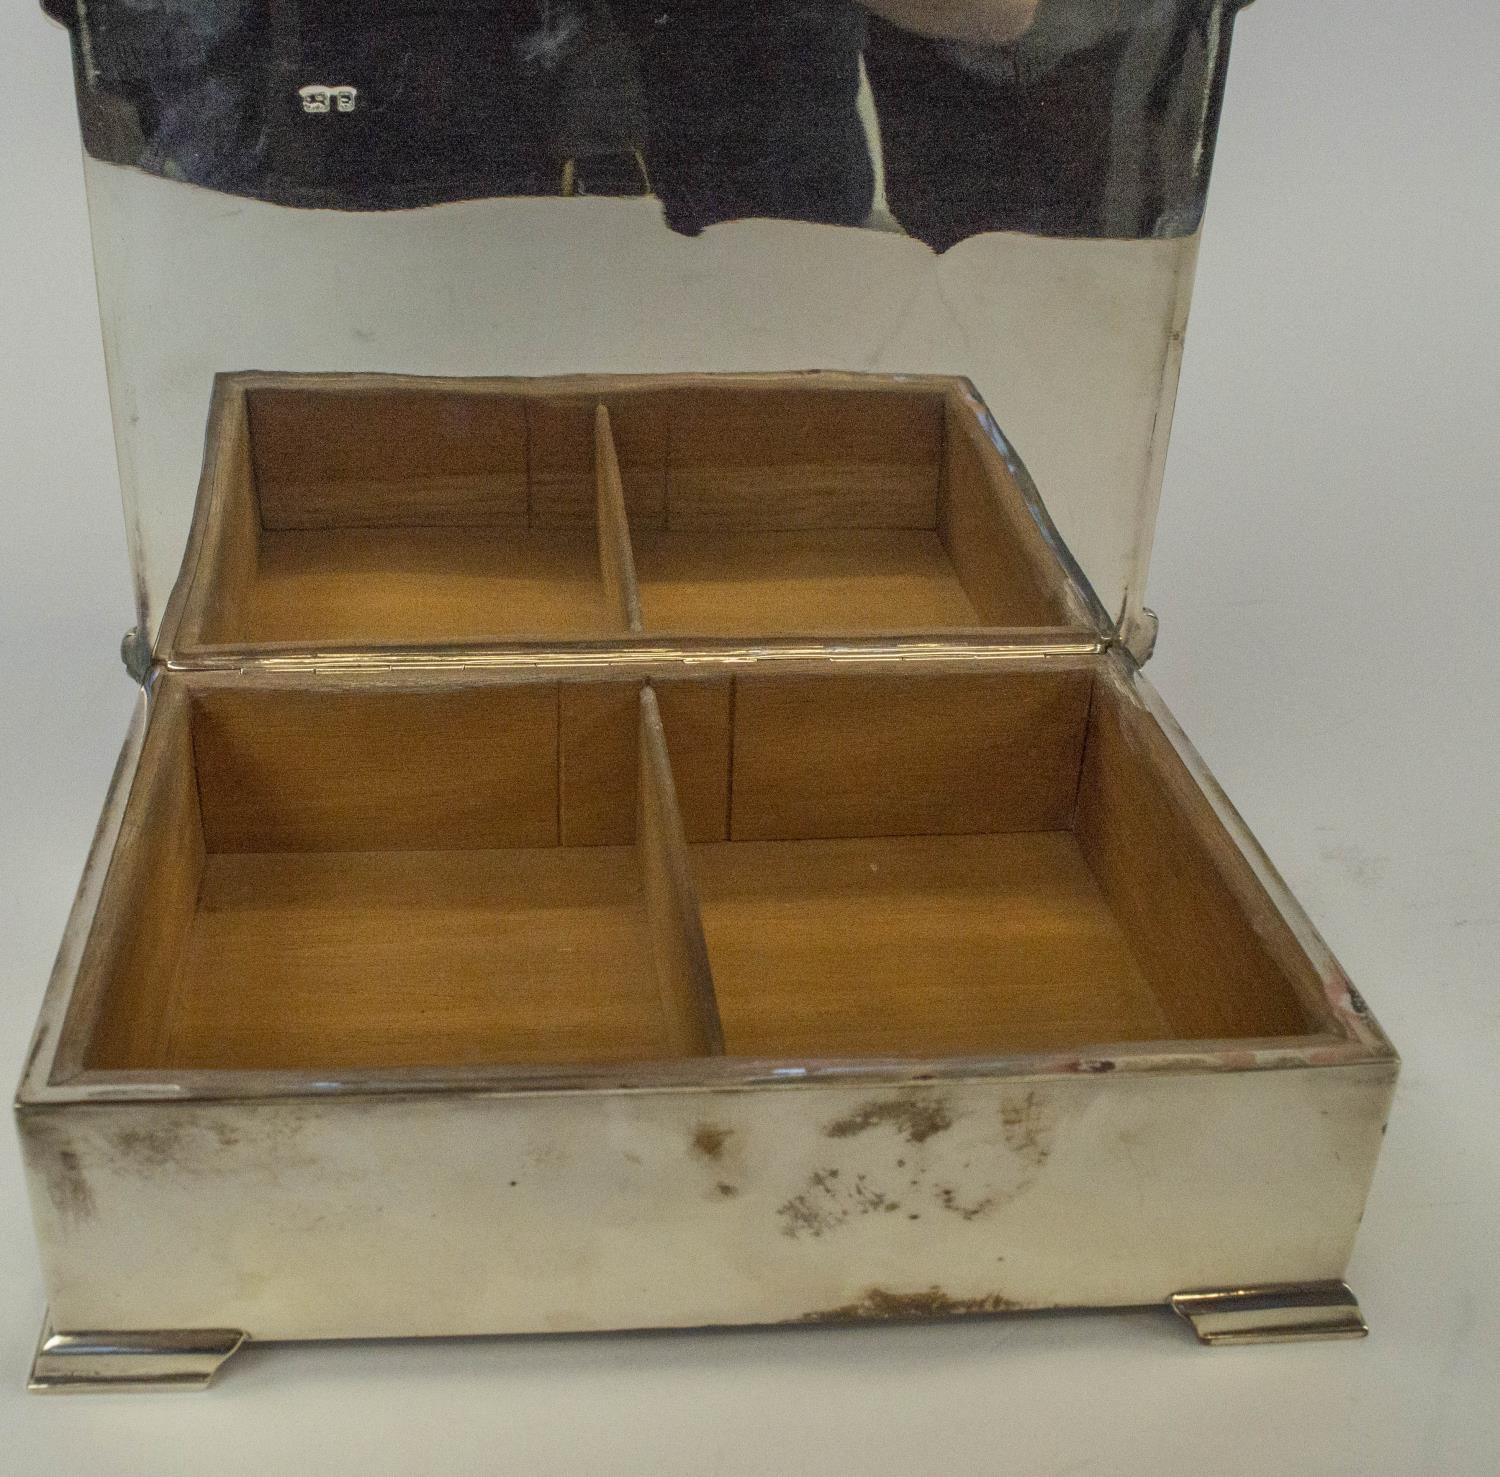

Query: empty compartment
(611, 382), (1086, 636)
(163, 373), (1097, 655)
(169, 378), (639, 648)
(676, 669), (1330, 1059)
(65, 677), (719, 1073)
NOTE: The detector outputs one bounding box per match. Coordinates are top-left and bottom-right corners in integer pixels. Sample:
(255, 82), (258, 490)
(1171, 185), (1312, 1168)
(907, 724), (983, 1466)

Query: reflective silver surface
(42, 0), (1250, 652)
(51, 0), (1239, 240)
(29, 1321), (245, 1393)
(1171, 1282), (1370, 1345)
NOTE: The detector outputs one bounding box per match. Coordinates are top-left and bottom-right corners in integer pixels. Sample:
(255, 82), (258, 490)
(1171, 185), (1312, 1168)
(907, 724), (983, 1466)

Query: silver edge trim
(163, 636), (1107, 677)
(26, 1036), (1388, 1108)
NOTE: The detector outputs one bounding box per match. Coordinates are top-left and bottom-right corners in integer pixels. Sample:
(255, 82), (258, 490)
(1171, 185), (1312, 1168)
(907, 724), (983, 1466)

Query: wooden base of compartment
(693, 832), (1172, 1058)
(633, 529), (985, 635)
(163, 847), (668, 1071)
(246, 529), (617, 644)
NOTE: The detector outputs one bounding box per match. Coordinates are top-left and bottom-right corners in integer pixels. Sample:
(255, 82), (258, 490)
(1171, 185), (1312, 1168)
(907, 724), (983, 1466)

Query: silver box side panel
(20, 1063), (1394, 1340)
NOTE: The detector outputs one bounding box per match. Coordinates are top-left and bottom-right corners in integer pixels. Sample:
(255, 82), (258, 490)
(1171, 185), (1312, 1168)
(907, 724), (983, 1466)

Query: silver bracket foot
(1171, 1281), (1367, 1345)
(29, 1316), (246, 1393)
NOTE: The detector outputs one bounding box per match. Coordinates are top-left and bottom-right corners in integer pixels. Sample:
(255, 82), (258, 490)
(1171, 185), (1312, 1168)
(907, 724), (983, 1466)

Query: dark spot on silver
(797, 1288), (1021, 1322)
(48, 1149), (96, 1223)
(693, 1124), (732, 1159)
(1000, 1091), (1053, 1170)
(825, 1097), (953, 1145)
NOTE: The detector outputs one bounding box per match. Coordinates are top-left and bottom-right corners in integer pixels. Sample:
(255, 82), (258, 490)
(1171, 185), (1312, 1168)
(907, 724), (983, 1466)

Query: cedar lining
(164, 374), (1091, 654)
(66, 665), (1325, 1076)
(75, 374), (1325, 1077)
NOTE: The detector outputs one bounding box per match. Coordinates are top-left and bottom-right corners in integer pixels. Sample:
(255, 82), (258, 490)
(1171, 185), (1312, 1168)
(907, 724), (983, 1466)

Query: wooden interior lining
(623, 379), (1083, 636)
(630, 528), (989, 635)
(169, 373), (1098, 653)
(181, 384), (263, 647)
(528, 392), (668, 529)
(196, 676), (728, 856)
(1073, 673), (1319, 1039)
(942, 392), (1074, 626)
(157, 846), (673, 1071)
(188, 384), (671, 647)
(662, 385), (944, 531)
(938, 393), (1075, 628)
(636, 688), (724, 1056)
(247, 385), (531, 530)
(248, 380), (673, 535)
(685, 664), (1323, 1056)
(78, 685), (206, 1071)
(727, 671), (1093, 841)
(65, 661), (1333, 1077)
(190, 683), (562, 853)
(691, 666), (1178, 1059)
(595, 405), (644, 632)
(693, 832), (1174, 1059)
(76, 677), (729, 1072)
(242, 526), (616, 643)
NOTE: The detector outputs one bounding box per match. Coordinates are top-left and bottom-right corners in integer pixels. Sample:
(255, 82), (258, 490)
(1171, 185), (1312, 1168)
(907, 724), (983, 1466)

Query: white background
(2, 2), (1496, 1472)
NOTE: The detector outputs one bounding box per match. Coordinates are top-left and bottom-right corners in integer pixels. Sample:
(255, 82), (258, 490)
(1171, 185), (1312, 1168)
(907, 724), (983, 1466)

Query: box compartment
(57, 662), (1335, 1082)
(625, 385), (1075, 636)
(161, 375), (1096, 657)
(66, 678), (721, 1073)
(679, 670), (1323, 1059)
(171, 383), (639, 647)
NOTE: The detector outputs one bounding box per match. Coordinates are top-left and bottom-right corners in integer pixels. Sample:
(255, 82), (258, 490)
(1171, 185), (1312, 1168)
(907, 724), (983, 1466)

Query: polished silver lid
(46, 0), (1251, 657)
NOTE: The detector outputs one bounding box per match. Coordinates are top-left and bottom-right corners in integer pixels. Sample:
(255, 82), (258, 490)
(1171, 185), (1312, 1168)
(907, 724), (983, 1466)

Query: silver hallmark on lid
(298, 85), (358, 115)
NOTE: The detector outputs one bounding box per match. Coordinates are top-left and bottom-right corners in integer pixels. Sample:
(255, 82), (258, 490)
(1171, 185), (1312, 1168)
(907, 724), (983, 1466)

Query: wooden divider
(594, 405), (644, 632)
(636, 686), (724, 1056)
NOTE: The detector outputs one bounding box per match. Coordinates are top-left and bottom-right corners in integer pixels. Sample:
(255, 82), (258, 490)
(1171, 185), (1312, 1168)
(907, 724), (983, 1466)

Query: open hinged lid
(45, 0), (1253, 669)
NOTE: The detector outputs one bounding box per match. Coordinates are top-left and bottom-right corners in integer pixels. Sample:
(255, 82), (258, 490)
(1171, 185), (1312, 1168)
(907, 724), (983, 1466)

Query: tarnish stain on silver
(20, 1118), (97, 1224)
(105, 1111), (316, 1180)
(824, 1094), (954, 1145)
(780, 1088), (1063, 1239)
(778, 1167), (906, 1239)
(999, 1089), (1053, 1169)
(798, 1288), (1023, 1322)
